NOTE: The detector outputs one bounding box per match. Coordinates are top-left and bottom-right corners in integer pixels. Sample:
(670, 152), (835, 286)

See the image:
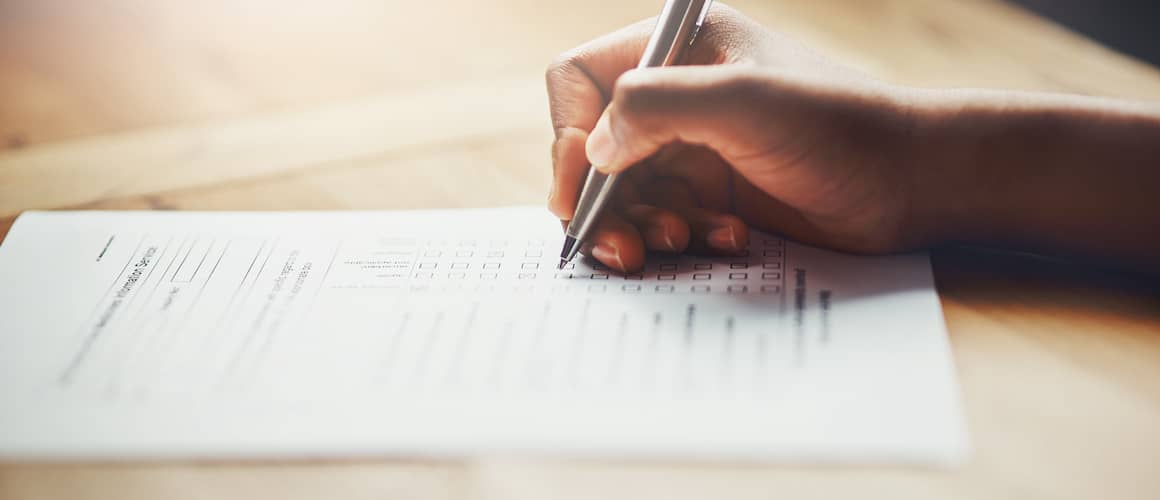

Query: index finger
(545, 19), (654, 220)
(546, 18), (655, 139)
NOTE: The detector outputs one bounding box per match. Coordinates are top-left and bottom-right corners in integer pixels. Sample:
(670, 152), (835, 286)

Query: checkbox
(414, 272), (434, 279)
(622, 284), (641, 292)
(694, 263), (712, 270)
(456, 250), (474, 257)
(480, 272), (498, 279)
(591, 273), (609, 280)
(658, 273), (676, 280)
(486, 250), (505, 258)
(729, 272), (747, 280)
(483, 262), (500, 269)
(762, 272), (781, 280)
(727, 285), (748, 294)
(555, 272), (573, 279)
(624, 273), (643, 280)
(693, 273), (711, 280)
(763, 262), (782, 269)
(451, 262), (469, 269)
(449, 272), (466, 279)
(524, 249), (543, 257)
(659, 263), (678, 271)
(418, 262), (437, 269)
(655, 285), (675, 293)
(521, 262), (539, 270)
(730, 262), (748, 269)
(760, 285), (781, 294)
(424, 250), (442, 257)
(519, 272), (536, 279)
(691, 285), (710, 293)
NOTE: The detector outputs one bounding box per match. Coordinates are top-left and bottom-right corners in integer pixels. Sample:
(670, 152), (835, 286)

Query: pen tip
(558, 235), (578, 270)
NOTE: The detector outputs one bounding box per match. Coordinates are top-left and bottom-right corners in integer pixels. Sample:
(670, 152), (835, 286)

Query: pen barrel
(637, 0), (711, 69)
(565, 170), (620, 243)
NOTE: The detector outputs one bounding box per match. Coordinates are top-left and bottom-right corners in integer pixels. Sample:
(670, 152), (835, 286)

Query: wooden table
(1, 1), (1158, 498)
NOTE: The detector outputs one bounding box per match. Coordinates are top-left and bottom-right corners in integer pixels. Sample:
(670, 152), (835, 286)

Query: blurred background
(1012, 0), (1160, 66)
(2, 0), (1157, 153)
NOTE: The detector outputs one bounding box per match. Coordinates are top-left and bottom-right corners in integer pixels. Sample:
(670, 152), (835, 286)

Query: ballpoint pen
(557, 0), (714, 269)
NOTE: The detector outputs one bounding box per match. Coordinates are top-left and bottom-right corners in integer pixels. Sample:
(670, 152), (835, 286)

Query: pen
(557, 0), (714, 269)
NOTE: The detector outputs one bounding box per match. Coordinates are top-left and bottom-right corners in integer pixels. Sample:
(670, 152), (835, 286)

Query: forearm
(907, 89), (1160, 271)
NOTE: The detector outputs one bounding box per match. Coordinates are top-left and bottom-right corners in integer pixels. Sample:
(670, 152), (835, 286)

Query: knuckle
(612, 72), (660, 113)
(545, 50), (583, 87)
(719, 70), (769, 98)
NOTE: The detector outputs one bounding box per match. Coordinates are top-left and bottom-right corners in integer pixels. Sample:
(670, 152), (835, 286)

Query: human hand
(546, 4), (925, 272)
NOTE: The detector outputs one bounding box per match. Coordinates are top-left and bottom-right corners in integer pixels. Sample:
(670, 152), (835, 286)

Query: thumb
(584, 65), (781, 173)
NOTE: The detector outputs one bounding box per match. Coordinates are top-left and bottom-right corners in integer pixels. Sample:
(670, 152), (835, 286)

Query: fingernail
(591, 243), (625, 271)
(644, 224), (678, 251)
(706, 226), (739, 251)
(586, 112), (617, 168)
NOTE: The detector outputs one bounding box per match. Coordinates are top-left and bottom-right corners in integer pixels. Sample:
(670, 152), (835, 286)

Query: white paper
(0, 207), (967, 463)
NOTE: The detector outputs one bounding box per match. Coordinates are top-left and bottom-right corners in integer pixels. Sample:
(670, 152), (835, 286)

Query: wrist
(887, 87), (965, 250)
(897, 88), (998, 250)
(897, 87), (1160, 267)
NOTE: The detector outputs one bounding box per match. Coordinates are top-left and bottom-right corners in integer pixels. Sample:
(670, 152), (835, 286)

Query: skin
(545, 4), (1160, 273)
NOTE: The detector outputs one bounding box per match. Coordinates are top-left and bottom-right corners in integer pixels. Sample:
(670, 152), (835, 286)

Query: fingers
(546, 9), (756, 221)
(545, 20), (655, 220)
(676, 206), (750, 255)
(616, 201), (749, 261)
(585, 65), (781, 173)
(546, 4), (762, 142)
(621, 204), (690, 253)
(547, 127), (589, 219)
(580, 200), (743, 273)
(545, 7), (765, 225)
(581, 199), (749, 273)
(634, 178), (748, 255)
(584, 211), (646, 273)
(545, 19), (655, 130)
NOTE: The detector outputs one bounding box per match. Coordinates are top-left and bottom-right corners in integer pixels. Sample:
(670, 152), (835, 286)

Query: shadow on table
(932, 245), (1160, 326)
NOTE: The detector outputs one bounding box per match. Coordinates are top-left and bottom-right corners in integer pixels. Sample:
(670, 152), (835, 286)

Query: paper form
(0, 207), (967, 462)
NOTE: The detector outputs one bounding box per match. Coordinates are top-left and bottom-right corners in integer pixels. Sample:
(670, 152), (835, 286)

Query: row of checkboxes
(592, 284), (781, 294)
(652, 260), (782, 271)
(420, 239), (547, 247)
(417, 262), (542, 270)
(413, 262), (781, 274)
(415, 272), (544, 279)
(553, 271), (782, 280)
(420, 249), (545, 258)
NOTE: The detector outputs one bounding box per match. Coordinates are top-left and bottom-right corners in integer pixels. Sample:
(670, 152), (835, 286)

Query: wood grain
(1, 0), (1159, 499)
(0, 74), (550, 215)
